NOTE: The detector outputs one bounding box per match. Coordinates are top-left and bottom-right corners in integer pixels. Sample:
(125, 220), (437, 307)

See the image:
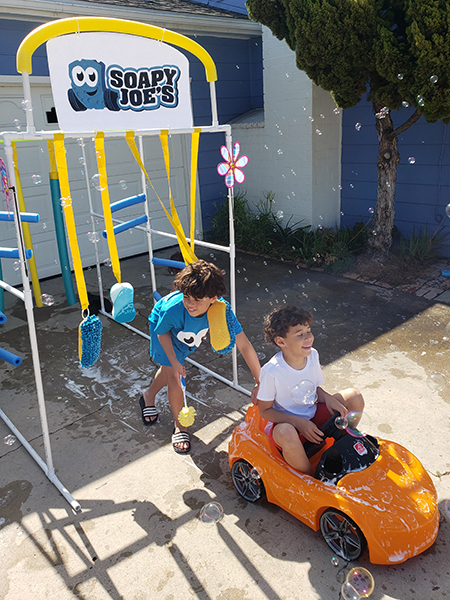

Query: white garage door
(0, 76), (200, 287)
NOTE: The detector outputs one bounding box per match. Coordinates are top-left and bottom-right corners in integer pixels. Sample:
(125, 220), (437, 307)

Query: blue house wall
(341, 99), (450, 256)
(0, 18), (263, 231)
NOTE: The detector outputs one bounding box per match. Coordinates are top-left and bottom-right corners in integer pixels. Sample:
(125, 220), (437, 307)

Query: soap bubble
(308, 115), (314, 122)
(315, 129), (323, 135)
(87, 231), (100, 243)
(397, 73), (404, 80)
(277, 149), (283, 154)
(341, 582), (361, 600)
(335, 416), (348, 430)
(41, 294), (55, 306)
(291, 380), (317, 405)
(78, 157), (85, 166)
(417, 95), (425, 106)
(199, 501), (224, 526)
(427, 372), (446, 392)
(408, 156), (416, 164)
(402, 101), (410, 108)
(13, 119), (21, 130)
(345, 567), (375, 598)
(276, 210), (284, 220)
(91, 173), (107, 191)
(4, 435), (17, 446)
(42, 223), (47, 230)
(368, 207), (374, 214)
(331, 556), (339, 567)
(119, 180), (128, 190)
(345, 411), (367, 438)
(375, 106), (389, 119)
(60, 197), (71, 208)
(355, 123), (361, 131)
(445, 203), (450, 217)
(430, 75), (438, 84)
(104, 258), (112, 267)
(257, 352), (266, 360)
(333, 107), (341, 115)
(21, 99), (32, 112)
(31, 174), (42, 185)
(13, 261), (20, 272)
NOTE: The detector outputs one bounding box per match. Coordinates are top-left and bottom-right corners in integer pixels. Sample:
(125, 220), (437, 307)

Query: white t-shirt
(257, 348), (325, 421)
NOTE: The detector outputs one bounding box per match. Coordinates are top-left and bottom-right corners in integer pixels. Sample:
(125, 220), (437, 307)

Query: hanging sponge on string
(207, 299), (236, 354)
(79, 314), (103, 368)
(110, 282), (136, 323)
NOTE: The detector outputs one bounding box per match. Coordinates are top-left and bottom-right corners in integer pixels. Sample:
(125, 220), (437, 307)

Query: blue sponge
(79, 315), (103, 368)
(110, 282), (136, 323)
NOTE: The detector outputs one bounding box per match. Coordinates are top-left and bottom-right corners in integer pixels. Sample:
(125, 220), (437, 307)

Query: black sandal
(139, 396), (159, 426)
(172, 428), (191, 454)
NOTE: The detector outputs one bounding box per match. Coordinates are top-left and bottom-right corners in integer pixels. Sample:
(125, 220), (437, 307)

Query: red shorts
(267, 402), (331, 450)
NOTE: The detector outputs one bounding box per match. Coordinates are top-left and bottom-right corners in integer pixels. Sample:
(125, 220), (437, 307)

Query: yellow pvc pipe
(16, 17), (217, 82)
(11, 143), (42, 307)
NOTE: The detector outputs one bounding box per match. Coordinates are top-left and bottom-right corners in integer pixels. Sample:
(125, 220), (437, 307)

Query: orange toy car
(228, 405), (439, 564)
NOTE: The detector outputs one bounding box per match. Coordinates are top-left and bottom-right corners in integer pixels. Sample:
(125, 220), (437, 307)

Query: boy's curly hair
(172, 259), (227, 299)
(264, 305), (313, 345)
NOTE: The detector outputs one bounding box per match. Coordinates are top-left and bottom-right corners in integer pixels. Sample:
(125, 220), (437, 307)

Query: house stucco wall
(232, 26), (341, 230)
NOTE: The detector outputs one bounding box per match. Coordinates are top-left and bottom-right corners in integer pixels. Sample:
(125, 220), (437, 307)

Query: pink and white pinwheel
(217, 142), (248, 188)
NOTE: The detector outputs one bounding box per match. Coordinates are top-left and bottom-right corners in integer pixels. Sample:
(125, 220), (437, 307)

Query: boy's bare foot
(172, 426), (191, 454)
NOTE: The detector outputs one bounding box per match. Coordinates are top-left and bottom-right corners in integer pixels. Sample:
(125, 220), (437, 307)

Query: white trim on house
(0, 0), (262, 38)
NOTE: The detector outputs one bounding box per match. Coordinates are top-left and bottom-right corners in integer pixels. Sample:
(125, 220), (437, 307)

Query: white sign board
(47, 32), (193, 132)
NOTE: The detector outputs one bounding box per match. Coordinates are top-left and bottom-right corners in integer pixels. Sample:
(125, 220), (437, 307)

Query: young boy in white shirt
(257, 305), (364, 475)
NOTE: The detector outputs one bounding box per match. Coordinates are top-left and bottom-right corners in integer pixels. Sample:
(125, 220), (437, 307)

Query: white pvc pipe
(0, 408), (81, 512)
(21, 72), (35, 135)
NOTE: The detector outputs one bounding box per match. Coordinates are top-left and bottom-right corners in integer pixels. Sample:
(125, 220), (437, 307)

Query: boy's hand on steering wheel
(297, 418), (324, 444)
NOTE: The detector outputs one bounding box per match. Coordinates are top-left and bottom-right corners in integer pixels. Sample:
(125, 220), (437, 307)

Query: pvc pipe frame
(0, 140), (80, 513)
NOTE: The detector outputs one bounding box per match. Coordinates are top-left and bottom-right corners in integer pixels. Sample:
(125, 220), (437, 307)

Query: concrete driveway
(1, 249), (449, 600)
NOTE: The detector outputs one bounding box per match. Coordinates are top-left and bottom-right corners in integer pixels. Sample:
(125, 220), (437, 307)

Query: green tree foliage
(246, 0), (450, 258)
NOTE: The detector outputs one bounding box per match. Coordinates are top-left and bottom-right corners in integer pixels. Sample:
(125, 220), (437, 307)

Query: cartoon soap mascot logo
(68, 59), (119, 112)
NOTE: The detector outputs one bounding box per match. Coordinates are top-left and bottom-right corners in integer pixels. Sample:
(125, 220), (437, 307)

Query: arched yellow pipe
(16, 16), (217, 82)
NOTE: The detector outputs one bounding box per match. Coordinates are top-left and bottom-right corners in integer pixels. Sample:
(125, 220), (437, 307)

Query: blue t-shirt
(149, 291), (242, 365)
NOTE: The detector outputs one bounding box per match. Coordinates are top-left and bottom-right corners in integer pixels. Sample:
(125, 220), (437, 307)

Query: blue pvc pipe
(49, 177), (77, 306)
(0, 346), (22, 367)
(0, 211), (40, 223)
(110, 193), (146, 213)
(153, 290), (162, 301)
(0, 248), (33, 259)
(102, 214), (148, 238)
(152, 257), (186, 269)
(0, 311), (6, 324)
(0, 260), (3, 314)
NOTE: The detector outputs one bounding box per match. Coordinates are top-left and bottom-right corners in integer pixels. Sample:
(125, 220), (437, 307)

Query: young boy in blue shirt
(139, 260), (260, 454)
(257, 305), (364, 475)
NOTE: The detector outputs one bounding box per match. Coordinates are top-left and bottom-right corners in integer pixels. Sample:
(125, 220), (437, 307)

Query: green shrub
(206, 191), (368, 266)
(399, 225), (448, 262)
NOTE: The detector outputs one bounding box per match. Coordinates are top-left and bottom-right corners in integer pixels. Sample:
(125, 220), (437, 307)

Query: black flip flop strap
(143, 407), (158, 417)
(172, 432), (190, 443)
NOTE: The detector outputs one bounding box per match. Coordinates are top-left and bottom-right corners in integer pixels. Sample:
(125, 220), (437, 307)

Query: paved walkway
(0, 249), (449, 600)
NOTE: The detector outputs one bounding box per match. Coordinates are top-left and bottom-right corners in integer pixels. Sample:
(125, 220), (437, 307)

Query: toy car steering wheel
(304, 411), (345, 458)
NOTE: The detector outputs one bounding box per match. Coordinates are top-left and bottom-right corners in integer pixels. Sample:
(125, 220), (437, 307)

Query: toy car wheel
(231, 459), (266, 502)
(319, 508), (366, 561)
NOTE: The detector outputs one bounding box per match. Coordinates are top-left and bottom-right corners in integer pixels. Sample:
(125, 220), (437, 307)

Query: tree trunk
(367, 102), (400, 261)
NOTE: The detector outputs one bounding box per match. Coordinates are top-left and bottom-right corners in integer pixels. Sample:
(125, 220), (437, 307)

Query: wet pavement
(0, 248), (449, 600)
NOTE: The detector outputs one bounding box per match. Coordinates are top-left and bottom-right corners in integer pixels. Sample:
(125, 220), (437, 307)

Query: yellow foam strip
(94, 133), (121, 284)
(159, 131), (196, 264)
(124, 131), (196, 264)
(11, 143), (42, 307)
(53, 133), (89, 311)
(189, 129), (201, 252)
